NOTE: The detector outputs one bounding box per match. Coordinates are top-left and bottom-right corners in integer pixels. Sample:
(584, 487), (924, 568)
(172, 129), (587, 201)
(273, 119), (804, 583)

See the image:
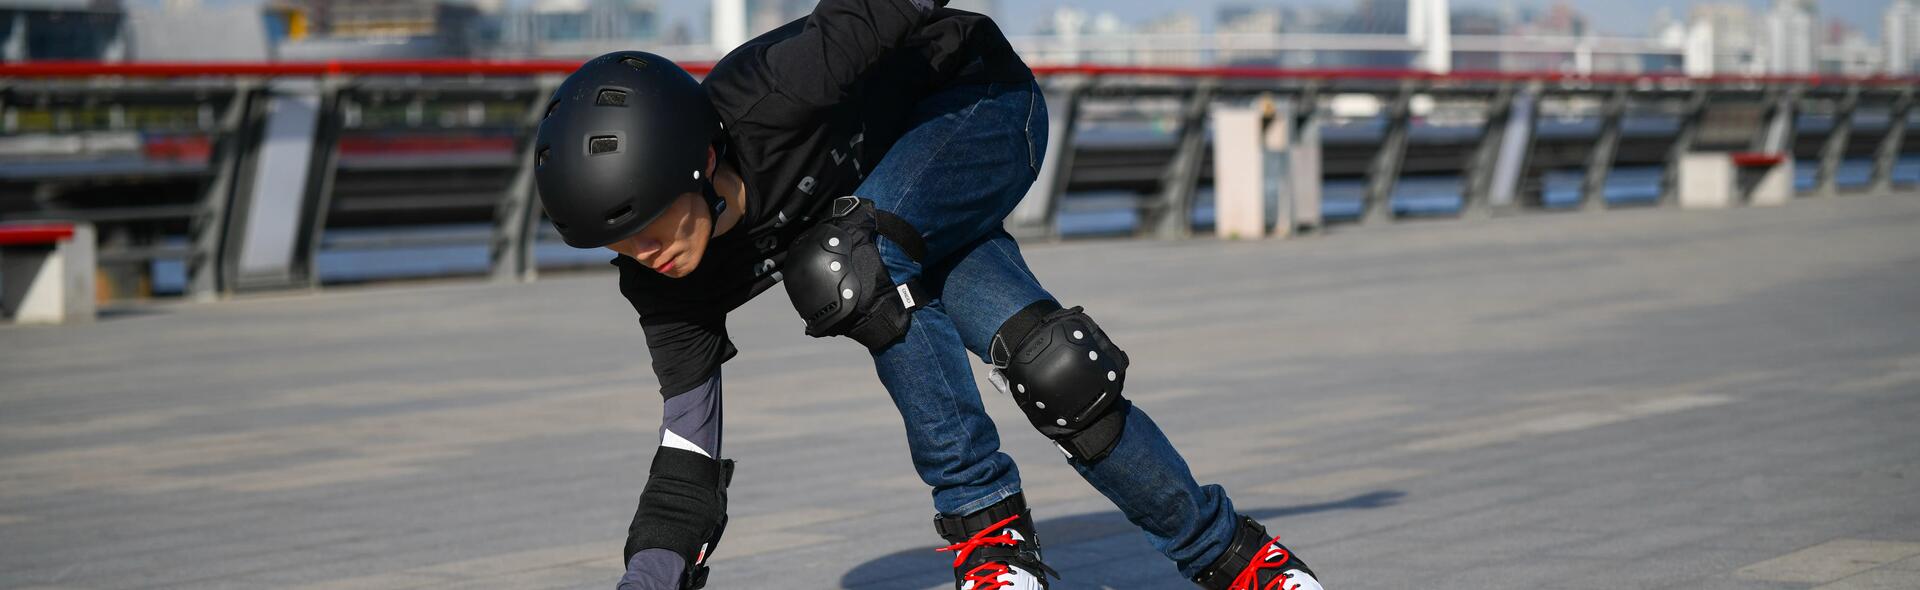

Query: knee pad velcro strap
(782, 196), (930, 351)
(623, 447), (735, 588)
(992, 301), (1132, 463)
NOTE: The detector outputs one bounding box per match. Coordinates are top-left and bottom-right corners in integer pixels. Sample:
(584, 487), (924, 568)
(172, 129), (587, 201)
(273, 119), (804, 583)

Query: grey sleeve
(659, 370), (723, 460)
(618, 550), (687, 590)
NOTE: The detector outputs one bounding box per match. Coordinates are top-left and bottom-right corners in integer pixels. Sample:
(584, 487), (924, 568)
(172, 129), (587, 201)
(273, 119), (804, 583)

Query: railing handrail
(3, 60), (1916, 87)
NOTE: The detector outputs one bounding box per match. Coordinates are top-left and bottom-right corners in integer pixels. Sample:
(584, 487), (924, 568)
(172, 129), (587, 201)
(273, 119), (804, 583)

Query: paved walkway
(4, 195), (1919, 589)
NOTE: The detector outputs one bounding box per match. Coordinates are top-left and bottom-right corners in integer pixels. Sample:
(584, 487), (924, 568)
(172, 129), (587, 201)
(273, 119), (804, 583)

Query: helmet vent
(596, 89), (628, 106)
(622, 56), (648, 70)
(536, 146), (550, 166)
(604, 205), (636, 226)
(588, 135), (620, 155)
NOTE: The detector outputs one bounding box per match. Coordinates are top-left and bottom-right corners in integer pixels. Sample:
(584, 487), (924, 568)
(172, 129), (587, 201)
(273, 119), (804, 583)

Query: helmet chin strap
(701, 178), (727, 217)
(701, 138), (734, 217)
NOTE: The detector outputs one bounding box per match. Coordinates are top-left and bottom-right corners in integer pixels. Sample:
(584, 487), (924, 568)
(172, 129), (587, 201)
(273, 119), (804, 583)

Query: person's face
(605, 148), (717, 279)
(606, 191), (710, 279)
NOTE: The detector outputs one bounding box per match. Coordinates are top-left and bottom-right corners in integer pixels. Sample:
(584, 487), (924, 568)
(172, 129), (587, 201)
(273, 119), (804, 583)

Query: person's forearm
(659, 371), (722, 458)
(618, 370), (728, 589)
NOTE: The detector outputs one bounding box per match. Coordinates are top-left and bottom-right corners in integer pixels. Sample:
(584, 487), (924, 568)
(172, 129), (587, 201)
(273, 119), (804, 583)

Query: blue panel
(1390, 175), (1465, 215)
(1895, 155), (1920, 185)
(1836, 159), (1874, 188)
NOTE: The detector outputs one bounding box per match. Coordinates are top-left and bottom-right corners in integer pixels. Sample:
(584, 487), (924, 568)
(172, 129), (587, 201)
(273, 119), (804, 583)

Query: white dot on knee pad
(1107, 371), (1117, 381)
(841, 288), (854, 299)
(1088, 351), (1099, 361)
(1035, 401), (1046, 409)
(829, 260), (841, 272)
(1072, 330), (1083, 340)
(1016, 384), (1026, 393)
(828, 237), (841, 247)
(1055, 418), (1067, 426)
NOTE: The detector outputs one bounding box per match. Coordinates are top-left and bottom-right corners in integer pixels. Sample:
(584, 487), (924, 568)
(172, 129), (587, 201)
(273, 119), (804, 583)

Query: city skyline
(635, 0), (1890, 40)
(159, 0), (1896, 40)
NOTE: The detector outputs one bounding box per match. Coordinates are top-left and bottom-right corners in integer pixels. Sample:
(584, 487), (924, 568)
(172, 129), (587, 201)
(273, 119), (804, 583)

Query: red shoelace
(1228, 536), (1297, 590)
(935, 514), (1026, 590)
(959, 562), (1015, 590)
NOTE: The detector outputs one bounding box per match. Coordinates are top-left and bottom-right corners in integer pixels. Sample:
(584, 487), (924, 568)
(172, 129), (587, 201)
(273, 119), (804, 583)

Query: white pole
(1408, 0), (1451, 74)
(713, 0), (747, 54)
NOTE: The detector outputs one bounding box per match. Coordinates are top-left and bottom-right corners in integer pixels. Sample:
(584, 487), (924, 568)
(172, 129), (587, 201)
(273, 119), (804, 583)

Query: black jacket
(613, 0), (1032, 397)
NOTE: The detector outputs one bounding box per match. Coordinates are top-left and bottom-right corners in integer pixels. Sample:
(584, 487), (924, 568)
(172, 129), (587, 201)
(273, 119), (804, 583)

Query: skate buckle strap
(934, 513), (1059, 588)
(1196, 516), (1315, 590)
(1228, 537), (1296, 590)
(934, 495), (1027, 541)
(935, 514), (1025, 569)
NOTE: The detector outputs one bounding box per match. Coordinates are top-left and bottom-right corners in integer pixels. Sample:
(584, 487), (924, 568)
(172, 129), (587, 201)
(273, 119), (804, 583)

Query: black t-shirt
(612, 0), (1032, 397)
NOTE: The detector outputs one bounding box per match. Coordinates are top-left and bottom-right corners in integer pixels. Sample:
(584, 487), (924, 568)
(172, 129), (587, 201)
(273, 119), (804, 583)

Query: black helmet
(535, 51), (722, 248)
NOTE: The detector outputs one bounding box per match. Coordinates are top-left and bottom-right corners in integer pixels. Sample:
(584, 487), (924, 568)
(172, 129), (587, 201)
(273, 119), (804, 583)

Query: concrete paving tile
(6, 193), (1920, 589)
(1814, 568), (1920, 590)
(1735, 539), (1920, 584)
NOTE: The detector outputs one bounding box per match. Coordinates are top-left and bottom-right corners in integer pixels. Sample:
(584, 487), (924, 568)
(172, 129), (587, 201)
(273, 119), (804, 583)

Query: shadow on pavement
(839, 490), (1404, 589)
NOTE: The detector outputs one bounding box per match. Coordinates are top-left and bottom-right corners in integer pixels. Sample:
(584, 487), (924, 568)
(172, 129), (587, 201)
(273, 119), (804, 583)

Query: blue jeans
(857, 80), (1239, 578)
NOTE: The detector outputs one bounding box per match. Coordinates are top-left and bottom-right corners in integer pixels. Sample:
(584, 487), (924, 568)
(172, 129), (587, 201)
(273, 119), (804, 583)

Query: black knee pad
(783, 196), (930, 350)
(991, 301), (1131, 463)
(624, 447), (735, 589)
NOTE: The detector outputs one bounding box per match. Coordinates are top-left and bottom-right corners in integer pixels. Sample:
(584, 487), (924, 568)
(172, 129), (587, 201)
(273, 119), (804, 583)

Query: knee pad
(991, 301), (1131, 463)
(783, 196), (930, 350)
(624, 447), (735, 589)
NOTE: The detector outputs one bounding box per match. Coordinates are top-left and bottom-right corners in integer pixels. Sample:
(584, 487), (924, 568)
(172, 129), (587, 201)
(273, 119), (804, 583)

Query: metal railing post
(1362, 82), (1416, 225)
(1871, 88), (1913, 194)
(1289, 84), (1325, 232)
(186, 83), (259, 300)
(1579, 86), (1629, 212)
(295, 81), (346, 289)
(1816, 86), (1860, 197)
(1488, 84), (1541, 212)
(491, 81), (557, 283)
(1463, 83), (1515, 218)
(1658, 88), (1710, 207)
(1142, 81), (1215, 239)
(1755, 86), (1803, 154)
(1007, 76), (1088, 240)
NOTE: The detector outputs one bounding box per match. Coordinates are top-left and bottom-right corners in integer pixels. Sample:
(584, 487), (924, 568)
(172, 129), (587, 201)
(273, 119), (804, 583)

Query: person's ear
(705, 146), (717, 178)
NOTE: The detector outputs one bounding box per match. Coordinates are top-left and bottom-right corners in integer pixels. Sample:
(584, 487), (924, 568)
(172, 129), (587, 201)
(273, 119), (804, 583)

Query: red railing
(3, 60), (1917, 87)
(0, 223), (77, 246)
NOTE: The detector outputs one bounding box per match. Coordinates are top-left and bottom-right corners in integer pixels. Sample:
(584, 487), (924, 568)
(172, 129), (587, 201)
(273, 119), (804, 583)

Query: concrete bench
(1678, 152), (1794, 209)
(1, 222), (96, 324)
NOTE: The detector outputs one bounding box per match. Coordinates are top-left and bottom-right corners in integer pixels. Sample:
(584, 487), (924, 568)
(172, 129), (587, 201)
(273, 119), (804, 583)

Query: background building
(1761, 0), (1816, 73)
(1887, 0), (1920, 73)
(499, 0), (660, 59)
(0, 0), (126, 62)
(275, 0), (484, 60)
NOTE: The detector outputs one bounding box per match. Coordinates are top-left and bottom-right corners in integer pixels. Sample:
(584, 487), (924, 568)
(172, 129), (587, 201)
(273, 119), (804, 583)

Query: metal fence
(1, 61), (1913, 300)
